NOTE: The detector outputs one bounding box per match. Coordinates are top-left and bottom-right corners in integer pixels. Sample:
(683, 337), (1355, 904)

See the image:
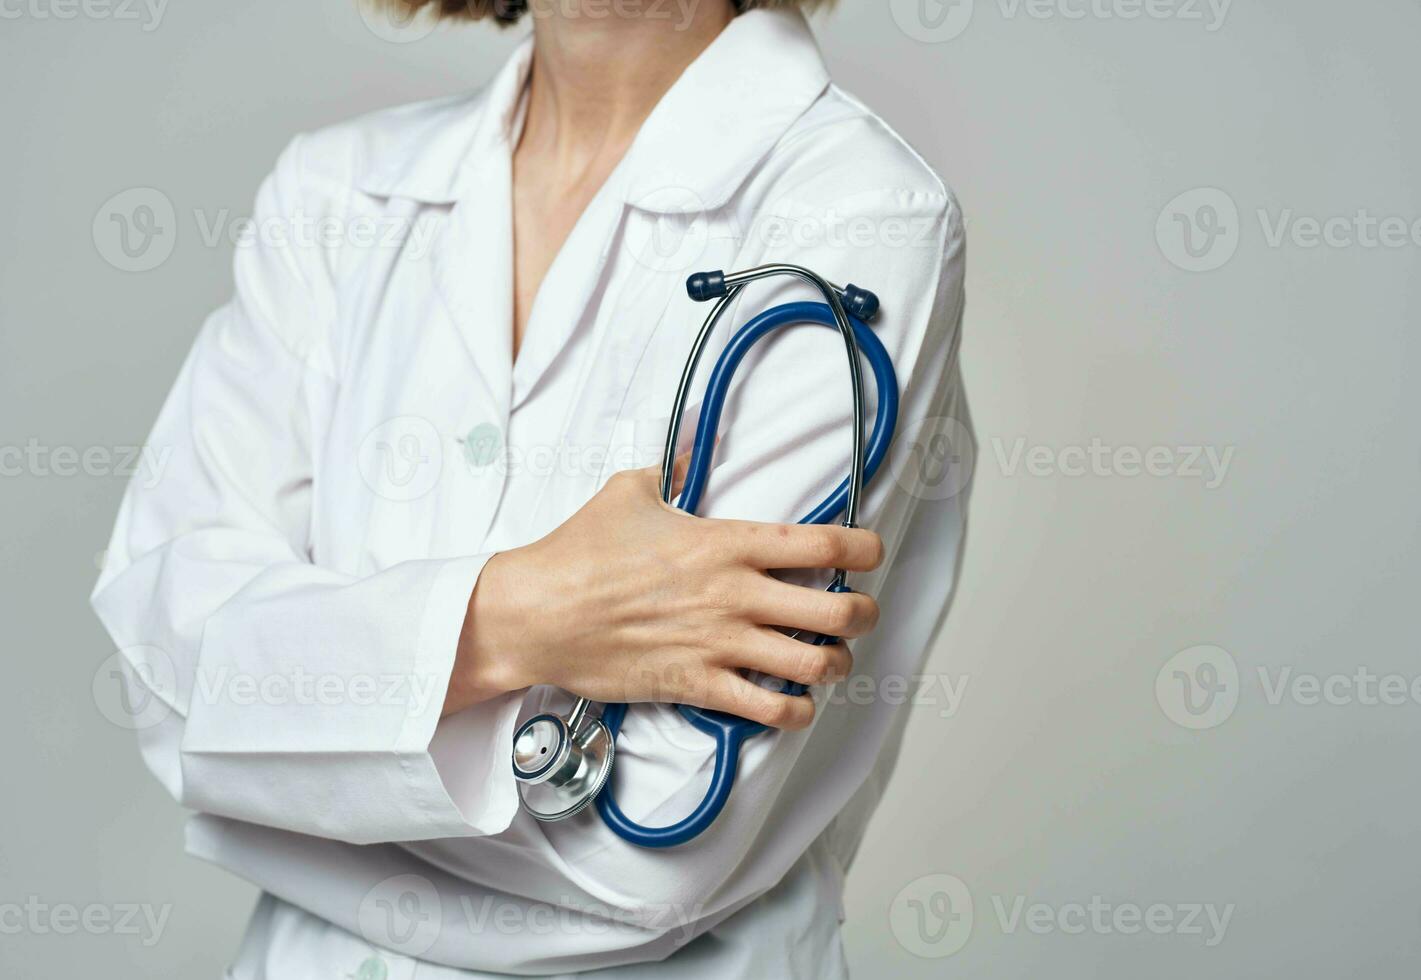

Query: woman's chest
(308, 201), (741, 576)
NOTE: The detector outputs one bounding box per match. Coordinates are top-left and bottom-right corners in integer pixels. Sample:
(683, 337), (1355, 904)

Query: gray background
(2, 0), (1419, 976)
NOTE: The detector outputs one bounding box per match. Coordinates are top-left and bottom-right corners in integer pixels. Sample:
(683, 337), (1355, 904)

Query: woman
(91, 0), (969, 975)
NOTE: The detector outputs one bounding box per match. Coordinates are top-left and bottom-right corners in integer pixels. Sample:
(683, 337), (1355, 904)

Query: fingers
(731, 631), (854, 687)
(725, 522), (884, 573)
(746, 579), (879, 638)
(704, 672), (817, 731)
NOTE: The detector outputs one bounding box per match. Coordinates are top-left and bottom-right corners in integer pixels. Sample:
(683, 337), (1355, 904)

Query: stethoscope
(511, 263), (900, 848)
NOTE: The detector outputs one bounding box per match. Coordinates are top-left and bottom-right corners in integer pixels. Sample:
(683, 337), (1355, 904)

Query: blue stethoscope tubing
(594, 298), (900, 848)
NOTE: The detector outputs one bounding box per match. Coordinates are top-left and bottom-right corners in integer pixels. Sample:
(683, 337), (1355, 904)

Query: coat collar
(356, 8), (830, 214)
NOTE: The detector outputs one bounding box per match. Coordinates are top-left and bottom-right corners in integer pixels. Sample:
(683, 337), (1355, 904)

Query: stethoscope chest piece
(513, 709), (615, 822)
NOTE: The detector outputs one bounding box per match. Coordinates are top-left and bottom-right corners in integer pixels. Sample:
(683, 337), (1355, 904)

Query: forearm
(445, 549), (539, 716)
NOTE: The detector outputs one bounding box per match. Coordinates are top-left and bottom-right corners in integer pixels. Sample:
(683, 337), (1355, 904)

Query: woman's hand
(445, 459), (883, 729)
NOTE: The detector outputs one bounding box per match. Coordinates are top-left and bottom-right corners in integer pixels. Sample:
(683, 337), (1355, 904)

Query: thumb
(637, 449), (694, 498)
(670, 448), (694, 496)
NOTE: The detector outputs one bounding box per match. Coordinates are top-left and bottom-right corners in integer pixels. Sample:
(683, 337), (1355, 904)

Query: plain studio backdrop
(2, 0), (1418, 976)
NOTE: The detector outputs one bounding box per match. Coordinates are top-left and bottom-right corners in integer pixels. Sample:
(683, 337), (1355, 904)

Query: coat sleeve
(519, 173), (970, 923)
(89, 136), (523, 845)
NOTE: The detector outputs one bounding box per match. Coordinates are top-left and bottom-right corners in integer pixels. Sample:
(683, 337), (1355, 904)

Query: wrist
(444, 548), (541, 716)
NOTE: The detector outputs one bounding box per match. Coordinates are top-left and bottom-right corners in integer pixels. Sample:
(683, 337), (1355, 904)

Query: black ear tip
(686, 270), (727, 302)
(842, 284), (880, 321)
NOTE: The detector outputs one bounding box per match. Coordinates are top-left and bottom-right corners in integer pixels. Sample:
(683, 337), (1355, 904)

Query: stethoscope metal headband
(660, 264), (875, 533)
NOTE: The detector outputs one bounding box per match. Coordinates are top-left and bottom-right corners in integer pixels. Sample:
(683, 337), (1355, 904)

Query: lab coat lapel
(371, 38), (530, 432)
(432, 155), (514, 426)
(507, 187), (622, 412)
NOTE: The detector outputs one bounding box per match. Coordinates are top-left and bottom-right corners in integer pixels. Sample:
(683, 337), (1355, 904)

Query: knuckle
(795, 643), (831, 683)
(823, 596), (856, 635)
(607, 468), (640, 494)
(765, 696), (798, 729)
(713, 676), (754, 716)
(674, 663), (712, 704)
(689, 526), (731, 566)
(731, 523), (771, 567)
(807, 528), (843, 567)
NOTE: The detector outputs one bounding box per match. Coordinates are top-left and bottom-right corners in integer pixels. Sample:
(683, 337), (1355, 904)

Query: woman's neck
(518, 1), (735, 173)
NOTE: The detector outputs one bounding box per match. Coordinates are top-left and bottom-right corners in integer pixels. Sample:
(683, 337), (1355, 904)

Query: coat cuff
(179, 554), (521, 844)
(403, 554), (524, 838)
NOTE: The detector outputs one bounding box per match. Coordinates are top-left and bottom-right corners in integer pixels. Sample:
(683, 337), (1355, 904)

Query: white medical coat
(91, 8), (971, 977)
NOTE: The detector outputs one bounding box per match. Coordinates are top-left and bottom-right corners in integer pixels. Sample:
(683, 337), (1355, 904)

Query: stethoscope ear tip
(686, 270), (727, 303)
(841, 284), (880, 321)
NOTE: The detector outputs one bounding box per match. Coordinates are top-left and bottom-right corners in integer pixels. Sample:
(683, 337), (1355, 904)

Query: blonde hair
(377, 0), (832, 28)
